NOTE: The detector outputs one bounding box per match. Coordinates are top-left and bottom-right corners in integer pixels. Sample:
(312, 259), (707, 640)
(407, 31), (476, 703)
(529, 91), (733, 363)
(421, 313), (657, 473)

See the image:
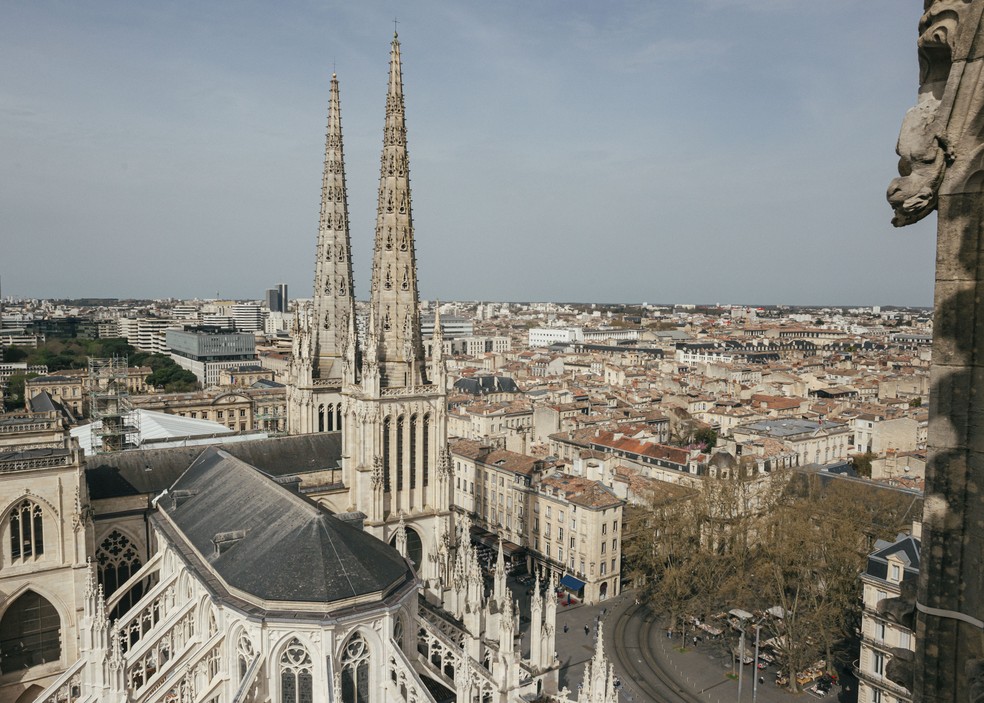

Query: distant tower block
(278, 282), (288, 312)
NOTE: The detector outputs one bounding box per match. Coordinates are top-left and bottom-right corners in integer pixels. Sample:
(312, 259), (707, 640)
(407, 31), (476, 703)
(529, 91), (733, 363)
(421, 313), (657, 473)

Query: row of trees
(622, 469), (918, 691)
(2, 338), (198, 411)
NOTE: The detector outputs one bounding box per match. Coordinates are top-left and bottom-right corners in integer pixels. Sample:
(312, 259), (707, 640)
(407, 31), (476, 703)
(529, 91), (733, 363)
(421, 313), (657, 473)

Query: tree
(851, 451), (875, 478)
(4, 372), (39, 410)
(908, 396), (922, 407)
(2, 346), (28, 363)
(693, 427), (717, 451)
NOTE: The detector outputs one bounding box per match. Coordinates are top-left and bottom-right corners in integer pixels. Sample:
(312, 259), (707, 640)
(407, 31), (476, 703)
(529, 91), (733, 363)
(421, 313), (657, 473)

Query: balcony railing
(853, 660), (912, 700)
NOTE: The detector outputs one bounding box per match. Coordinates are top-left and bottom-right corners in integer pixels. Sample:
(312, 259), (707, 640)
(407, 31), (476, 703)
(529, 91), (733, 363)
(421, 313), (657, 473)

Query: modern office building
(166, 326), (257, 387)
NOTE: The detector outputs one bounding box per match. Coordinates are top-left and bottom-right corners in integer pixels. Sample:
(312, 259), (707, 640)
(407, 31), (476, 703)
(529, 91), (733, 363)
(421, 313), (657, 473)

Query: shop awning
(560, 574), (586, 591)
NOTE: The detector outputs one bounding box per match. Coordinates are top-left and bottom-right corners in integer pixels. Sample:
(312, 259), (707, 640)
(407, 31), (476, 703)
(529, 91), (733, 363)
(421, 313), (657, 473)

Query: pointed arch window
(409, 414), (417, 490)
(9, 499), (44, 562)
(237, 631), (255, 682)
(422, 414), (431, 487)
(341, 631), (371, 703)
(396, 416), (405, 491)
(0, 591), (60, 672)
(280, 638), (313, 703)
(95, 529), (143, 617)
(383, 417), (392, 493)
(394, 618), (404, 650)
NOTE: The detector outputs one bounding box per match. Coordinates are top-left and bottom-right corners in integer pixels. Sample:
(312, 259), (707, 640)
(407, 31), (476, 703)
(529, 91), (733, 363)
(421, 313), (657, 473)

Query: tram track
(610, 603), (703, 703)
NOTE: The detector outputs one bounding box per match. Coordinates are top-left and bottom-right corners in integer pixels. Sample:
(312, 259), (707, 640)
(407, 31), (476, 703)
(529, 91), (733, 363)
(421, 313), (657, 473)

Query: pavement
(507, 576), (852, 703)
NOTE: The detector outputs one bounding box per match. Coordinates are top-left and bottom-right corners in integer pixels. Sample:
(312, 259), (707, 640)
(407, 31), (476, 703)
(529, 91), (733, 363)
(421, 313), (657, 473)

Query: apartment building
(450, 439), (624, 604)
(856, 527), (919, 703)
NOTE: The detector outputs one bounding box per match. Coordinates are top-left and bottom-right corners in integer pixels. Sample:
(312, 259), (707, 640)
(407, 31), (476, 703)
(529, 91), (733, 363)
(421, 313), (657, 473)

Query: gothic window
(396, 416), (405, 491)
(95, 530), (144, 615)
(409, 414), (417, 490)
(0, 591), (60, 672)
(383, 418), (392, 493)
(399, 229), (408, 251)
(394, 618), (404, 650)
(237, 631), (255, 682)
(384, 266), (393, 290)
(9, 499), (44, 562)
(401, 267), (409, 291)
(405, 528), (423, 571)
(422, 415), (430, 487)
(341, 631), (371, 703)
(386, 227), (393, 250)
(318, 405), (326, 433)
(326, 404), (335, 433)
(280, 638), (313, 703)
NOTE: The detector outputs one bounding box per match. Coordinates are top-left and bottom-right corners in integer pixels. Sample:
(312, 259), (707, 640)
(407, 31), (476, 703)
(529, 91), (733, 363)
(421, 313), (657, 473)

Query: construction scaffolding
(88, 356), (137, 452)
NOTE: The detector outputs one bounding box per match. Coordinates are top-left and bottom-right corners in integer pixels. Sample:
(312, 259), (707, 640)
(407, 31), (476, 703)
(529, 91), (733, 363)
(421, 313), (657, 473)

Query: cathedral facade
(286, 34), (452, 592)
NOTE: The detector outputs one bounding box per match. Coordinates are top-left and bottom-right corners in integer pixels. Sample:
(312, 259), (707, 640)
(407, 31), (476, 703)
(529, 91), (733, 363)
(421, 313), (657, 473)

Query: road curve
(610, 603), (704, 703)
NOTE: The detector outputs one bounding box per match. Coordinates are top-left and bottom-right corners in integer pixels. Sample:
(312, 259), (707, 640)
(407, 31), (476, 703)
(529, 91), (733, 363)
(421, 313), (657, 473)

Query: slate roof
(157, 447), (412, 605)
(85, 432), (342, 500)
(453, 375), (520, 396)
(865, 533), (920, 584)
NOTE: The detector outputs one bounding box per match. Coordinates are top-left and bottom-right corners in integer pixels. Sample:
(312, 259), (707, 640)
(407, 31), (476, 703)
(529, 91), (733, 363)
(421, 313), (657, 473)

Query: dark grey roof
(27, 391), (60, 413)
(85, 432), (342, 500)
(0, 446), (72, 463)
(159, 447), (412, 605)
(865, 534), (920, 583)
(453, 375), (520, 396)
(251, 379), (285, 389)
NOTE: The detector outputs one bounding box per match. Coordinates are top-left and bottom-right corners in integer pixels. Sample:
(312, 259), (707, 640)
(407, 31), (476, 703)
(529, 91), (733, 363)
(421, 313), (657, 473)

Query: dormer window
(890, 563), (901, 582)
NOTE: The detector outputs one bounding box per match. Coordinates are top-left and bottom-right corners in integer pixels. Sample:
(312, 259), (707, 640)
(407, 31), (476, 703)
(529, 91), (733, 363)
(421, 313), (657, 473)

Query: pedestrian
(602, 608), (607, 617)
(666, 628), (672, 639)
(584, 625), (589, 636)
(563, 623), (569, 634)
(759, 677), (765, 686)
(693, 635), (698, 648)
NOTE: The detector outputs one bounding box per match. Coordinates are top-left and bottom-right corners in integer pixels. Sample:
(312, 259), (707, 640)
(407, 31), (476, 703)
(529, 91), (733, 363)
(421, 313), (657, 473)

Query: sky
(0, 0), (937, 307)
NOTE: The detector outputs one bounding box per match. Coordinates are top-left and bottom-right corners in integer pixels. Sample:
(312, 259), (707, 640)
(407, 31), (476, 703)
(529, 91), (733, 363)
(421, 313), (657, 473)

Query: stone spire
(578, 623), (618, 703)
(311, 72), (356, 382)
(369, 32), (426, 389)
(430, 302), (447, 388)
(493, 537), (507, 603)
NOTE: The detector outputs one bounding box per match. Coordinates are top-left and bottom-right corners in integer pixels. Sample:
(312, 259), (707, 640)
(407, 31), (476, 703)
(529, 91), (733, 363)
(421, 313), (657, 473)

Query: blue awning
(560, 574), (586, 591)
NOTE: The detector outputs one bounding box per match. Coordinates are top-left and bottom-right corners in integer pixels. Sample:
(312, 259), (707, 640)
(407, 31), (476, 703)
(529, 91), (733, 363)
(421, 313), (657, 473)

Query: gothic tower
(286, 72), (356, 436)
(329, 33), (451, 591)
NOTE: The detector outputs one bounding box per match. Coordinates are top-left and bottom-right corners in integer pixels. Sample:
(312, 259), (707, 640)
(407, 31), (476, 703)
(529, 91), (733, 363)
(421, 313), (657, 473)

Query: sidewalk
(614, 594), (847, 703)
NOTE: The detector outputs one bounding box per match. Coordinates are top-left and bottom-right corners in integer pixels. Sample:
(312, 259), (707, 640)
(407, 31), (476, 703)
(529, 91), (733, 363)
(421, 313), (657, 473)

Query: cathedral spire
(369, 33), (425, 388)
(311, 72), (356, 381)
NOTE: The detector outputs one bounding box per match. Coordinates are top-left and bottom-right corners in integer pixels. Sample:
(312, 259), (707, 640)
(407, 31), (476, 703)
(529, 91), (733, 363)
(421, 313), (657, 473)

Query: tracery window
(238, 631), (256, 681)
(0, 591), (60, 672)
(9, 499), (44, 561)
(341, 631), (371, 703)
(280, 638), (313, 703)
(394, 618), (404, 650)
(95, 530), (143, 616)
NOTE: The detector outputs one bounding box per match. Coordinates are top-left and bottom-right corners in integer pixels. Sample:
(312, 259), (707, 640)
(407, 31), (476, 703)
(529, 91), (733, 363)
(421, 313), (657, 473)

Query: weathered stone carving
(889, 3), (984, 700)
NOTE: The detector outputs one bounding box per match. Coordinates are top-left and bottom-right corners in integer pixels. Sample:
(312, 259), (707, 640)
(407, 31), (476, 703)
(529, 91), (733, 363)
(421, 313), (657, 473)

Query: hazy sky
(1, 1), (936, 307)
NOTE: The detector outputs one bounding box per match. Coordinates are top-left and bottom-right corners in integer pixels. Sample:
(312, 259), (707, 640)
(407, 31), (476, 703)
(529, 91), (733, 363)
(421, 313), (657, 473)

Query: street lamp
(752, 623), (762, 703)
(729, 608), (756, 703)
